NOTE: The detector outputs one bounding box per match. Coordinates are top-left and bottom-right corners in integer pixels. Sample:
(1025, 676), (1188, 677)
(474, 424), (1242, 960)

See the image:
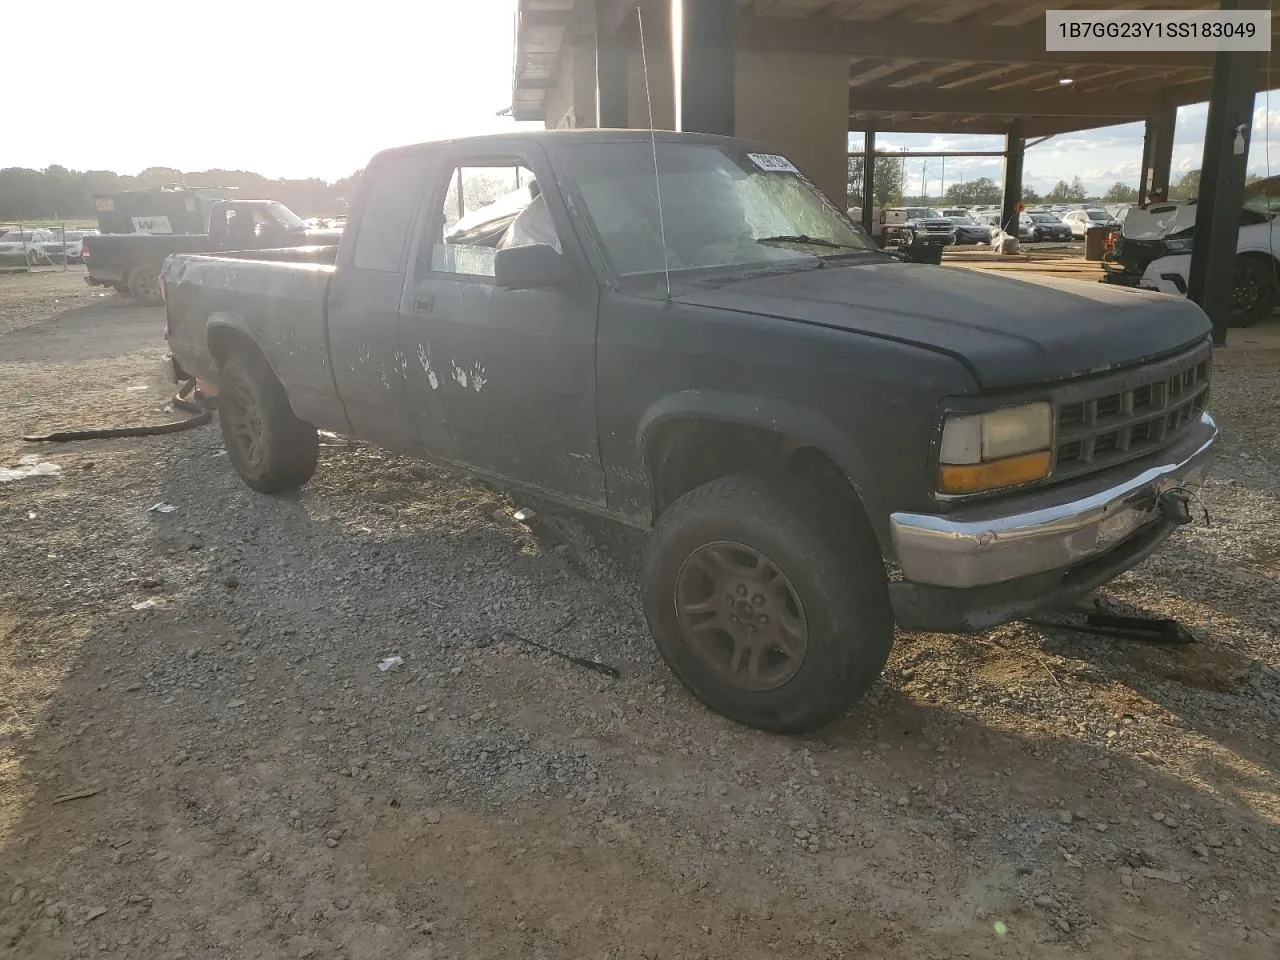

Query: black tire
(127, 262), (164, 306)
(217, 350), (319, 494)
(642, 471), (893, 734)
(112, 283), (130, 295)
(1229, 256), (1278, 328)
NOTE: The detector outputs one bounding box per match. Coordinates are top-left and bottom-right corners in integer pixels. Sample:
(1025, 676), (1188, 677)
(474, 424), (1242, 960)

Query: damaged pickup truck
(163, 131), (1218, 734)
(1101, 176), (1279, 327)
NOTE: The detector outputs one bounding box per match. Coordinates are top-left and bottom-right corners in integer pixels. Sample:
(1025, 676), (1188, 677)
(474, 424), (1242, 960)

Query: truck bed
(162, 248), (343, 429)
(86, 233), (213, 286)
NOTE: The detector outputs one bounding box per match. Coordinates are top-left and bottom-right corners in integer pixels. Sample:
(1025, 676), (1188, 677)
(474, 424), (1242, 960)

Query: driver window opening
(425, 161), (562, 278)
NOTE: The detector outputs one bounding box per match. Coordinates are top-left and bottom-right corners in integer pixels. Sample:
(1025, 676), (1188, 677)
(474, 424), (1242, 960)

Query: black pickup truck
(85, 196), (340, 305)
(162, 131), (1218, 734)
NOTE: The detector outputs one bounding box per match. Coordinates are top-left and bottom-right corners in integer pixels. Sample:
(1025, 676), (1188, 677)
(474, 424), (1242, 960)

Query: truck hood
(1122, 202), (1199, 240)
(675, 260), (1211, 389)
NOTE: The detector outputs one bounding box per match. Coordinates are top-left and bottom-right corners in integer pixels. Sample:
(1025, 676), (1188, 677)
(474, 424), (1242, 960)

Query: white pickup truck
(1102, 176), (1279, 327)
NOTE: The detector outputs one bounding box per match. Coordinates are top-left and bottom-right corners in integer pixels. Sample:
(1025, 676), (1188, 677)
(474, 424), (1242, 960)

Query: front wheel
(642, 471), (893, 734)
(1229, 256), (1278, 328)
(217, 351), (319, 494)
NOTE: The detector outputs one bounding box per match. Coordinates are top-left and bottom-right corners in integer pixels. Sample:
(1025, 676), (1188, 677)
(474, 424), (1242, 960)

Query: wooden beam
(850, 115), (1145, 138)
(848, 87), (1170, 118)
(848, 61), (918, 88)
(741, 15), (1223, 68)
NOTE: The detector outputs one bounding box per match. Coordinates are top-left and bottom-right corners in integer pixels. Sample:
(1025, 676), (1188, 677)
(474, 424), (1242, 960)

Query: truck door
(326, 149), (441, 455)
(399, 143), (605, 505)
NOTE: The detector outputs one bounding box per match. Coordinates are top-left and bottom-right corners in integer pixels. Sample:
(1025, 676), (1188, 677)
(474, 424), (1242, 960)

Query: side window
(351, 152), (428, 272)
(418, 160), (561, 279)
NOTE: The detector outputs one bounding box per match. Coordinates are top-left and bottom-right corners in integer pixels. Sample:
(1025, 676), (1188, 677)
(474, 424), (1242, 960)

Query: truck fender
(205, 312), (285, 383)
(636, 389), (884, 525)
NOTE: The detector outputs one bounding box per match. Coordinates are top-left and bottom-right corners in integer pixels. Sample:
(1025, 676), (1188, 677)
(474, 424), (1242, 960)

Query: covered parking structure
(512, 0), (1276, 343)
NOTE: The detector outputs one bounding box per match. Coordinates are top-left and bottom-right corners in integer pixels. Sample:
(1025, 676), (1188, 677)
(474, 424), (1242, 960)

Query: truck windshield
(558, 142), (878, 278)
(267, 202), (307, 230)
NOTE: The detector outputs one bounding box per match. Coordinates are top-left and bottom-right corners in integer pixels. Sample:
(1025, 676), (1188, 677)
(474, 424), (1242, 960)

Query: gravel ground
(1, 270), (1278, 959)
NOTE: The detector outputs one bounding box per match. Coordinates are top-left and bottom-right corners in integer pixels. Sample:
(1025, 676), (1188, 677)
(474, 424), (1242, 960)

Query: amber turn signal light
(938, 450), (1052, 494)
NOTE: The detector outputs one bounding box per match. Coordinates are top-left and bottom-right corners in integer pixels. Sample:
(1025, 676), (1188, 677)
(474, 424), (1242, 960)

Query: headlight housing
(1163, 236), (1194, 254)
(938, 401), (1053, 494)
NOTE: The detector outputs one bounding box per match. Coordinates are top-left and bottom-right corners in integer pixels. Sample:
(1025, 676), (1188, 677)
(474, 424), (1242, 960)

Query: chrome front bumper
(890, 411), (1218, 591)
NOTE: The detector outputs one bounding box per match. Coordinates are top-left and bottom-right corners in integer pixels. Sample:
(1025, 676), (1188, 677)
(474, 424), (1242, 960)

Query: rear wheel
(642, 470), (893, 734)
(127, 263), (164, 306)
(111, 283), (130, 295)
(1229, 256), (1278, 328)
(217, 351), (318, 494)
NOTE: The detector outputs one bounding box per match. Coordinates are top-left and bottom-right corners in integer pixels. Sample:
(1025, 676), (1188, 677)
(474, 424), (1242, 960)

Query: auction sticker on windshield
(748, 153), (800, 174)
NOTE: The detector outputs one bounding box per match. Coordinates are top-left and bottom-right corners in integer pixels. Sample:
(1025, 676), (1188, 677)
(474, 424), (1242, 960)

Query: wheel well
(646, 419), (866, 525)
(1238, 250), (1280, 278)
(207, 325), (265, 368)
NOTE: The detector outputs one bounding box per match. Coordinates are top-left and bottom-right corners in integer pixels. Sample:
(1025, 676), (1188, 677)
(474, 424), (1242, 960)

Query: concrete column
(1000, 120), (1025, 236)
(861, 130), (876, 234)
(734, 49), (850, 204)
(596, 3), (628, 127)
(1187, 23), (1262, 345)
(627, 0), (675, 129)
(1139, 106), (1176, 205)
(675, 0), (736, 135)
(573, 36), (599, 128)
(542, 12), (598, 129)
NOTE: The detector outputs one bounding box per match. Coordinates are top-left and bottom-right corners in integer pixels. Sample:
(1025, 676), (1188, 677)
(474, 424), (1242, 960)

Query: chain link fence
(0, 222), (96, 275)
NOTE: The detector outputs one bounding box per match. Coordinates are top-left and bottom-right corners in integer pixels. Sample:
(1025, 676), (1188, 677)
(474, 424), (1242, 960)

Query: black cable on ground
(22, 379), (214, 443)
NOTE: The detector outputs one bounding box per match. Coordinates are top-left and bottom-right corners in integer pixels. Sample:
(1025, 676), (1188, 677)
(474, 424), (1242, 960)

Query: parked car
(882, 207), (958, 246)
(85, 196), (340, 304)
(1062, 208), (1121, 237)
(846, 206), (955, 260)
(1025, 213), (1074, 242)
(1102, 175), (1279, 327)
(944, 214), (993, 245)
(0, 228), (66, 266)
(161, 130), (1218, 734)
(62, 229), (99, 263)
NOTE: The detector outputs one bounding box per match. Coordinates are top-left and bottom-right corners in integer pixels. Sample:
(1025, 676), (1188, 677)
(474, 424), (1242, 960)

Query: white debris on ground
(0, 454), (61, 483)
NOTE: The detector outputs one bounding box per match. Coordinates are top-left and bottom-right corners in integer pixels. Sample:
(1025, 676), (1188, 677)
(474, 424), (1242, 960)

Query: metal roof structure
(513, 0), (1279, 136)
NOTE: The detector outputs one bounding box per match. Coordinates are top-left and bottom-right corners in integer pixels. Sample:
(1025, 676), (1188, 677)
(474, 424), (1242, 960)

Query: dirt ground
(1, 269), (1277, 960)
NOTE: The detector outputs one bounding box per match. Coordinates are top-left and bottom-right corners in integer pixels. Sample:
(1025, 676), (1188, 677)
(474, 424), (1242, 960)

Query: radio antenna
(636, 6), (672, 300)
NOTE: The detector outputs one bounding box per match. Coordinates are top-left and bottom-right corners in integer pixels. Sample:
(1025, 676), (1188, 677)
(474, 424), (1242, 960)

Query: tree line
(0, 165), (363, 221)
(846, 156), (1267, 210)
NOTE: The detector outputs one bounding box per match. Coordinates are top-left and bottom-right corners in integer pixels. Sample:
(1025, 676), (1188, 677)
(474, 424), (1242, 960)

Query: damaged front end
(1100, 236), (1169, 288)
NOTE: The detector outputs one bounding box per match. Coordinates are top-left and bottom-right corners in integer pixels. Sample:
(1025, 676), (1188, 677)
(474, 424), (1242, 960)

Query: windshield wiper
(755, 234), (863, 251)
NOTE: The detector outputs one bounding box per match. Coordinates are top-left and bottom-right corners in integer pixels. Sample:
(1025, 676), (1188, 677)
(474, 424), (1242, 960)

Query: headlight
(938, 402), (1053, 494)
(1163, 236), (1193, 254)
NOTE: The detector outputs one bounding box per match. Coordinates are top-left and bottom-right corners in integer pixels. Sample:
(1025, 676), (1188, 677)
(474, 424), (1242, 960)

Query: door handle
(413, 294), (435, 313)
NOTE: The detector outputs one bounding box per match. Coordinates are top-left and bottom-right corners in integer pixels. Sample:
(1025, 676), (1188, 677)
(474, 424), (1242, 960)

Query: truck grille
(1052, 344), (1210, 480)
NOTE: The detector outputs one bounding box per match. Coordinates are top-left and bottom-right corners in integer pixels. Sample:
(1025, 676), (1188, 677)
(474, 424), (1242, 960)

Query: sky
(6, 0), (540, 181)
(6, 0), (1280, 193)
